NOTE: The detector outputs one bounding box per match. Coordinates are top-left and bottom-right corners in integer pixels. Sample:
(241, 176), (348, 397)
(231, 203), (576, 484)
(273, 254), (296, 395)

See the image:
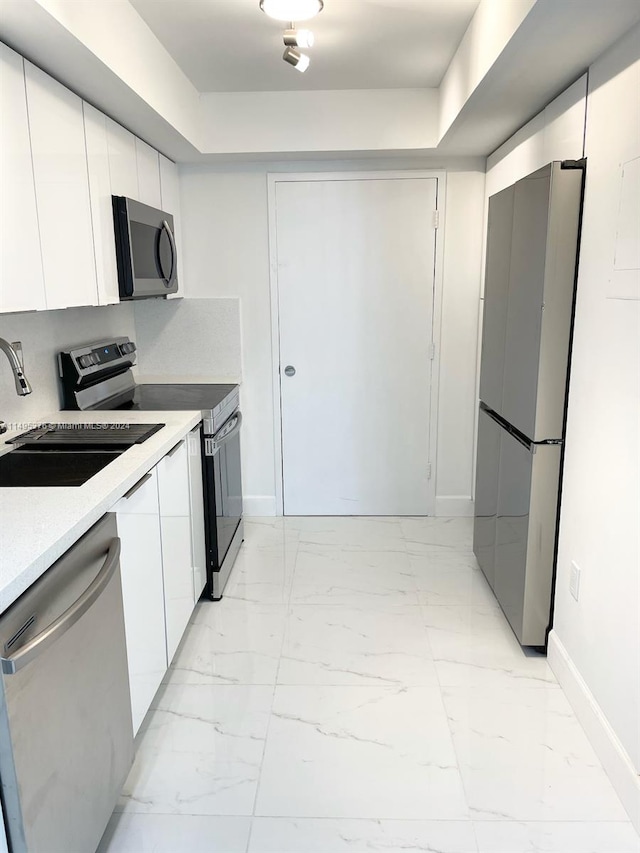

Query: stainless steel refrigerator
(473, 160), (585, 648)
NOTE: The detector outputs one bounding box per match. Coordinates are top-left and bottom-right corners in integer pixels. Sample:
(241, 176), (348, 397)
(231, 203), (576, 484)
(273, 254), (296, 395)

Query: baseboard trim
(435, 496), (474, 517)
(242, 496), (277, 516)
(548, 631), (640, 832)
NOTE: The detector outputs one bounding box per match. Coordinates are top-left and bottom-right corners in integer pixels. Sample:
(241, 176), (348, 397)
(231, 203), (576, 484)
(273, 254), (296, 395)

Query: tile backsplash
(133, 297), (242, 382)
(0, 303), (136, 429)
(0, 297), (242, 431)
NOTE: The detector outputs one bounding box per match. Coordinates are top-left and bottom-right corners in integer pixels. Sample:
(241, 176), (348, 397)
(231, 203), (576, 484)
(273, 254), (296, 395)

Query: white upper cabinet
(135, 138), (161, 208)
(0, 44), (46, 314)
(1, 45), (180, 314)
(159, 154), (184, 297)
(159, 154), (179, 213)
(24, 62), (98, 310)
(106, 117), (138, 199)
(83, 103), (119, 306)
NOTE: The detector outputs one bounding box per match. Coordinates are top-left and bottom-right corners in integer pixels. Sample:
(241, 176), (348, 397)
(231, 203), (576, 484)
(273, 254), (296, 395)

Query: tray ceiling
(129, 0), (480, 92)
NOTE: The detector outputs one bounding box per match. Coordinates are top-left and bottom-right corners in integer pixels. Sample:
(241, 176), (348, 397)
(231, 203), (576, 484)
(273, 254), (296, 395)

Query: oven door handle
(212, 411), (242, 446)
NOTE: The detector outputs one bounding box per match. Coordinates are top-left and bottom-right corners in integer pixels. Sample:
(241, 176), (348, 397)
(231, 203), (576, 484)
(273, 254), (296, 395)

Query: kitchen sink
(0, 448), (124, 487)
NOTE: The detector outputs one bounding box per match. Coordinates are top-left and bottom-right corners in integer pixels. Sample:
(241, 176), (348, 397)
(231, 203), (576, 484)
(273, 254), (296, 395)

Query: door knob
(284, 365), (296, 377)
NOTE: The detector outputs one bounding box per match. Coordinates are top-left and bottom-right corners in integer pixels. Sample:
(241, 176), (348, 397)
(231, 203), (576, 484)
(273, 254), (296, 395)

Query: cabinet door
(160, 515), (193, 662)
(106, 117), (138, 199)
(158, 440), (190, 517)
(135, 138), (161, 208)
(157, 440), (195, 662)
(24, 61), (98, 309)
(159, 154), (183, 298)
(116, 470), (167, 735)
(0, 44), (46, 313)
(187, 426), (207, 602)
(83, 103), (119, 305)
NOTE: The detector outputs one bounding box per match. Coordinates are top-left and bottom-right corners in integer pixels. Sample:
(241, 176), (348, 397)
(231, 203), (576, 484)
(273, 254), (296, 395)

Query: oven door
(207, 412), (243, 593)
(112, 196), (179, 299)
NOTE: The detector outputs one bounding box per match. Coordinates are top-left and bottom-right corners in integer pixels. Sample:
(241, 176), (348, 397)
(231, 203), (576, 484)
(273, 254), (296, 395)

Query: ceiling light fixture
(282, 46), (310, 72)
(260, 0), (323, 22)
(283, 27), (315, 48)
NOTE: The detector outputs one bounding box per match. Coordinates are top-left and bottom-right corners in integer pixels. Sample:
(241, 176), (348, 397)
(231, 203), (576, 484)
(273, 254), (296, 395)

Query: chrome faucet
(0, 338), (32, 396)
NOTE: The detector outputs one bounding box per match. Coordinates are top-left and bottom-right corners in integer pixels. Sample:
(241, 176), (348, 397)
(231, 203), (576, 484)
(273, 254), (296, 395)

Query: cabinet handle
(123, 472), (152, 500)
(166, 440), (183, 458)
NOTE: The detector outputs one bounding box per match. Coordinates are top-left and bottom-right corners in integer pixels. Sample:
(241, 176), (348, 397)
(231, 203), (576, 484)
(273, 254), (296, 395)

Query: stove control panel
(58, 337), (138, 411)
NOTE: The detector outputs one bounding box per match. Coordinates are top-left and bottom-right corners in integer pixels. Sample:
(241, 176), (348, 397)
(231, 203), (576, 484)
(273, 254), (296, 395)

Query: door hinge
(429, 342), (436, 360)
(426, 463), (432, 480)
(433, 210), (440, 229)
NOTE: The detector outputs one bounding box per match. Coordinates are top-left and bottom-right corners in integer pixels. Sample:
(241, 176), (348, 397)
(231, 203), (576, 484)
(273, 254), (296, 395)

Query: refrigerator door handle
(510, 429), (534, 453)
(480, 402), (534, 453)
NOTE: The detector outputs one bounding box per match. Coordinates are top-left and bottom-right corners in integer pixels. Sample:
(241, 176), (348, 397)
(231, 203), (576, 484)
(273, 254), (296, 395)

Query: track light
(282, 46), (310, 72)
(283, 28), (314, 48)
(260, 0), (323, 22)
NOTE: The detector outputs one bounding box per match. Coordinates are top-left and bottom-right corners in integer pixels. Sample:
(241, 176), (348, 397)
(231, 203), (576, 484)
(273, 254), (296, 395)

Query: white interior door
(276, 176), (438, 516)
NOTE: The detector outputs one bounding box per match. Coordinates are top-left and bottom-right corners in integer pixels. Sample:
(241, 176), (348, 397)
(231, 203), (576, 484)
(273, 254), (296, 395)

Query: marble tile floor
(98, 517), (639, 853)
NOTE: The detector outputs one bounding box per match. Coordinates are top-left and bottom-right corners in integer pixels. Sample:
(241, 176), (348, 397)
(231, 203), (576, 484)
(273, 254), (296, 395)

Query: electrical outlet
(570, 561), (581, 601)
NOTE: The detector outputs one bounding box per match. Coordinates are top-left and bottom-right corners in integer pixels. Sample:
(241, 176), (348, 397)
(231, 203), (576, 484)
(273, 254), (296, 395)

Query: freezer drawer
(494, 429), (562, 646)
(474, 406), (562, 647)
(473, 407), (502, 590)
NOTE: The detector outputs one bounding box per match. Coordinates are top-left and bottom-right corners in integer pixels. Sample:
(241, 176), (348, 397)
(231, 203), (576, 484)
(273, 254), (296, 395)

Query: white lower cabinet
(117, 513), (167, 735)
(157, 440), (195, 663)
(159, 515), (193, 663)
(114, 433), (203, 730)
(187, 426), (207, 602)
(114, 469), (167, 736)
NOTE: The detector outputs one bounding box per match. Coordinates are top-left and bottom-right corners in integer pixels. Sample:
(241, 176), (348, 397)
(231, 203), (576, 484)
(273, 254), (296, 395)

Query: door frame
(267, 169), (447, 516)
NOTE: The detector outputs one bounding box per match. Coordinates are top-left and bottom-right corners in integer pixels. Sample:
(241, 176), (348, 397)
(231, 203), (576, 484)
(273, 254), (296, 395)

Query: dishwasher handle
(1, 537), (121, 675)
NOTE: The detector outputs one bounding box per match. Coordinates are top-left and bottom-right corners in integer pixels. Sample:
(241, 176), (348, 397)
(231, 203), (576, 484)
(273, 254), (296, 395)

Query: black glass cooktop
(110, 384), (237, 414)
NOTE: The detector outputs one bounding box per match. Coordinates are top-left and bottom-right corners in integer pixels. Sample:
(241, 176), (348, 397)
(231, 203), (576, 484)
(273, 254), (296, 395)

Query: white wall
(436, 170), (486, 515)
(439, 0), (536, 140)
(551, 28), (640, 829)
(200, 89), (439, 155)
(179, 157), (486, 516)
(0, 0), (201, 150)
(0, 303), (135, 427)
(485, 26), (640, 830)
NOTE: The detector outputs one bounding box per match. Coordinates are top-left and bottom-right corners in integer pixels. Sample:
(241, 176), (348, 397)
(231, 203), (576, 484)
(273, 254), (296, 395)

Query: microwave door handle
(162, 220), (177, 285)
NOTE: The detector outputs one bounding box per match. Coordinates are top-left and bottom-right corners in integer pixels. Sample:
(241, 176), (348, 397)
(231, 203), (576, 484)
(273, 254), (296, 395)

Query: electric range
(58, 337), (243, 599)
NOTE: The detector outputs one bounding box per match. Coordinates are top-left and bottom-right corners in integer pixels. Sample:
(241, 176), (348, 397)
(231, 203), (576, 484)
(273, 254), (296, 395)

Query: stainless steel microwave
(112, 196), (179, 299)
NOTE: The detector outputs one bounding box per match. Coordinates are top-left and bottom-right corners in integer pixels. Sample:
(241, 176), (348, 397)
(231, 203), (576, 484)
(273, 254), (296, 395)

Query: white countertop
(0, 409), (201, 614)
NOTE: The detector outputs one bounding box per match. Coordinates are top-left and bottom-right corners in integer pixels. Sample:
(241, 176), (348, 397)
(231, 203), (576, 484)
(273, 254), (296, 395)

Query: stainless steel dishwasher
(0, 514), (134, 853)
